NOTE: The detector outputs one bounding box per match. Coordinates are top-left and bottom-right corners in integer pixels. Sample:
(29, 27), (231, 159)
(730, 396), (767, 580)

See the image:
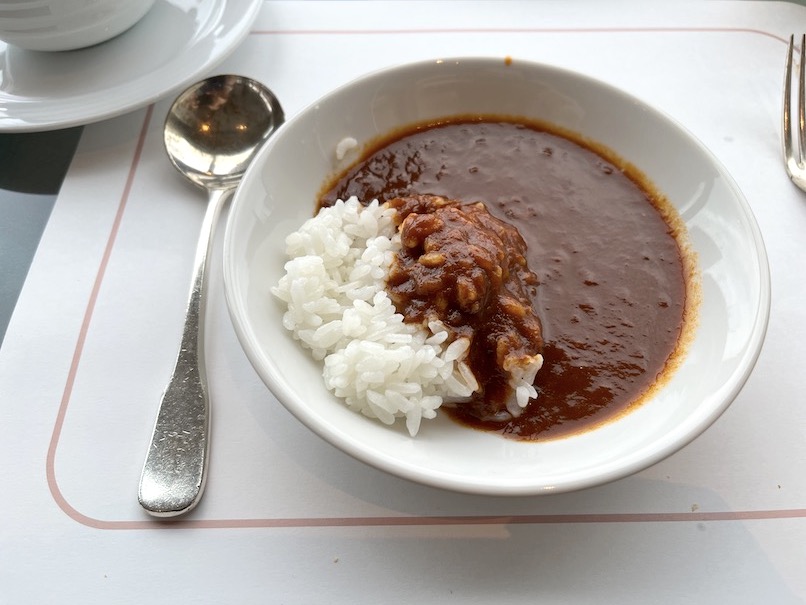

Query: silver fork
(783, 34), (806, 191)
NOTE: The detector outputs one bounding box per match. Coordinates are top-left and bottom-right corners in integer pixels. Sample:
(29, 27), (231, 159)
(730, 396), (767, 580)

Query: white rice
(271, 196), (541, 435)
(335, 136), (358, 160)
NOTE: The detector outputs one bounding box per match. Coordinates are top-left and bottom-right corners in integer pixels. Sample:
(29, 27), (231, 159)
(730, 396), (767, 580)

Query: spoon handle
(138, 187), (232, 517)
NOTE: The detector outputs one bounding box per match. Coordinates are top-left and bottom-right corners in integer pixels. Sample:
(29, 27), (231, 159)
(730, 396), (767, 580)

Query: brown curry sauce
(318, 118), (691, 441)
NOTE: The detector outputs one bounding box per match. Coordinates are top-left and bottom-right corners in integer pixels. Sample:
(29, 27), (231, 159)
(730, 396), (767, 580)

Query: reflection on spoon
(138, 75), (284, 517)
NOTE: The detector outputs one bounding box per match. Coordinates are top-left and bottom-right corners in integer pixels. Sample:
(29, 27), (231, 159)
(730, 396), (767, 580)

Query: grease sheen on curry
(319, 117), (692, 441)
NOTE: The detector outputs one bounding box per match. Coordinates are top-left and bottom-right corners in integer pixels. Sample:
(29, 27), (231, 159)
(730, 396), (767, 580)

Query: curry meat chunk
(386, 194), (543, 388)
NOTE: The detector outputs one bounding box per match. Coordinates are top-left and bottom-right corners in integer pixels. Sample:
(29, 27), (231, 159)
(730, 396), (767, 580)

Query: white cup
(0, 0), (156, 52)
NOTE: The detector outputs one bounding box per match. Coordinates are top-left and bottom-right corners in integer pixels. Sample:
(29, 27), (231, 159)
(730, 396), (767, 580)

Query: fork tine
(782, 34), (806, 188)
(784, 34), (795, 171)
(798, 34), (806, 164)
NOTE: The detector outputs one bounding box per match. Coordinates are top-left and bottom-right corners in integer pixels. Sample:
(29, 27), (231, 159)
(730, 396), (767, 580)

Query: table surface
(2, 1), (806, 603)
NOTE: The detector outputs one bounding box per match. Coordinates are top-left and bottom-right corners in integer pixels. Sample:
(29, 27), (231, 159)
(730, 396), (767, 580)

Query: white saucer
(0, 0), (262, 132)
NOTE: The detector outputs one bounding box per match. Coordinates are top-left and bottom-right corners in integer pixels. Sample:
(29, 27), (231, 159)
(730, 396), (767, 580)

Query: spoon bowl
(164, 76), (284, 190)
(138, 75), (284, 517)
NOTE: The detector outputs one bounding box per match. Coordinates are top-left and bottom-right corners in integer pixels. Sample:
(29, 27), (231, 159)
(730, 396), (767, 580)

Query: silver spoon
(138, 75), (284, 517)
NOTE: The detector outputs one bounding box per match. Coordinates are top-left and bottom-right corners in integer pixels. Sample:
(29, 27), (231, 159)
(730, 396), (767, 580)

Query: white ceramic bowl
(0, 0), (155, 51)
(223, 57), (770, 495)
